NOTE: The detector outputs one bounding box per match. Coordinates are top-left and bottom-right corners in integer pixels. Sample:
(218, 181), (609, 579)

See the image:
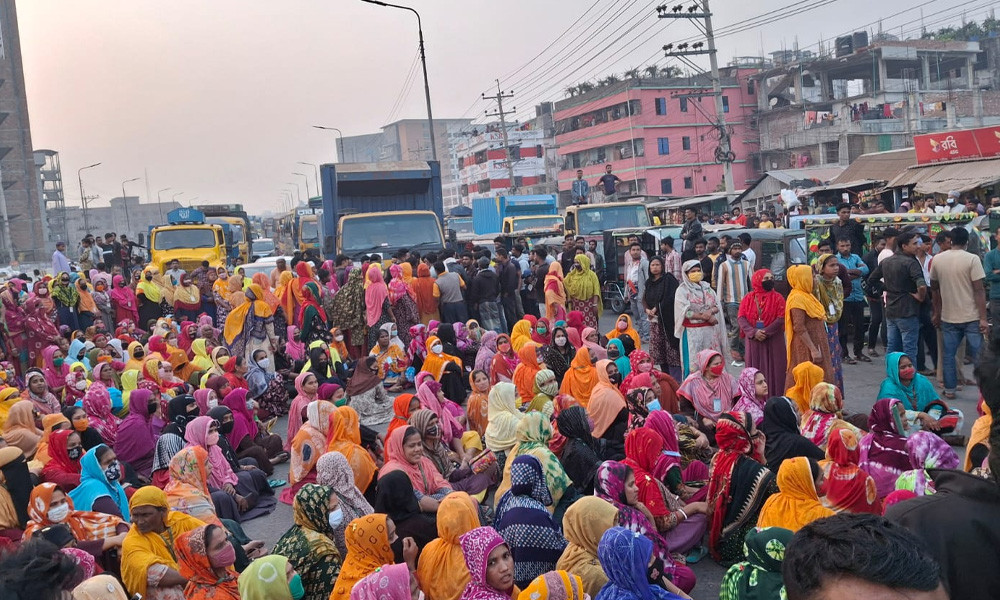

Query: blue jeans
(886, 316), (920, 366)
(942, 321), (983, 392)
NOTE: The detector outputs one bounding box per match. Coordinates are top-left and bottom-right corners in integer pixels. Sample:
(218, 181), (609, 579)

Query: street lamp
(312, 126), (344, 162)
(121, 177), (140, 234)
(297, 161), (320, 195)
(172, 192), (185, 203)
(293, 172), (311, 200)
(156, 187), (171, 221)
(359, 0), (438, 161)
(285, 182), (302, 206)
(77, 162), (101, 235)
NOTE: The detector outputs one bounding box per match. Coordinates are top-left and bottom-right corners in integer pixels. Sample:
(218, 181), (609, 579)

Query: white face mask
(335, 335), (345, 342)
(431, 343), (443, 354)
(328, 508), (344, 529)
(74, 380), (87, 391)
(256, 358), (270, 370)
(47, 503), (70, 523)
(554, 336), (567, 347)
(207, 392), (218, 410)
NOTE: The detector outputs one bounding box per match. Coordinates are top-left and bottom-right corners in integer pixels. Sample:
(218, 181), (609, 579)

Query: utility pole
(483, 80), (517, 193)
(658, 0), (736, 202)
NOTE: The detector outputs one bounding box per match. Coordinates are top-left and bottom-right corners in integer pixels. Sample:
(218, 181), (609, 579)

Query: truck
(193, 204), (253, 265)
(564, 201), (652, 237)
(148, 208), (228, 274)
(319, 161), (446, 261)
(471, 194), (563, 236)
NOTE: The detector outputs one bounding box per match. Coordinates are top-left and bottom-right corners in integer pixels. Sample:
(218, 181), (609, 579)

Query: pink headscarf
(351, 562), (410, 600)
(285, 326), (306, 362)
(365, 264), (390, 327)
(285, 371), (317, 451)
(82, 382), (121, 446)
(415, 378), (464, 444)
(184, 415), (238, 488)
(387, 264), (416, 304)
(42, 345), (69, 392)
(220, 388), (259, 449)
(580, 327), (607, 361)
(380, 426), (450, 496)
(109, 275), (139, 323)
(193, 388), (214, 415)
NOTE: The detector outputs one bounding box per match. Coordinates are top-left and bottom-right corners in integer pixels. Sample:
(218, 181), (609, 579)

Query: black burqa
(642, 266), (681, 352)
(374, 469), (438, 561)
(557, 405), (605, 495)
(761, 396), (824, 472)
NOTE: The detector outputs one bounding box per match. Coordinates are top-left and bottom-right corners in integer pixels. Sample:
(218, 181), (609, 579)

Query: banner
(914, 125), (1000, 165)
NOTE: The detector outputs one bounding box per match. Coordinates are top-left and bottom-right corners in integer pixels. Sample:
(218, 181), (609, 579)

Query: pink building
(554, 68), (759, 202)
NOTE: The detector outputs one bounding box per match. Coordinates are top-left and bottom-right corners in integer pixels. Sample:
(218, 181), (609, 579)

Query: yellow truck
(148, 208), (228, 273)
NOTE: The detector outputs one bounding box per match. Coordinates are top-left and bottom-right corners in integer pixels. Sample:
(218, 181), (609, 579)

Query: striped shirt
(717, 257), (751, 304)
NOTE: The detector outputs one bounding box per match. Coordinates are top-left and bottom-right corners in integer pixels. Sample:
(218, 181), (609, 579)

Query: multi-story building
(339, 118), (473, 209)
(0, 0), (44, 262)
(63, 197), (182, 246)
(752, 37), (991, 170)
(552, 69), (760, 204)
(34, 149), (66, 244)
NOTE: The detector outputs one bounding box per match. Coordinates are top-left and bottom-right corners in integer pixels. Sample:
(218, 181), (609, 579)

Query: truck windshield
(576, 205), (650, 234)
(300, 220), (319, 243)
(512, 216), (563, 232)
(342, 213), (443, 254)
(230, 224), (245, 243)
(254, 239), (275, 254)
(154, 228), (217, 250)
(450, 219), (475, 235)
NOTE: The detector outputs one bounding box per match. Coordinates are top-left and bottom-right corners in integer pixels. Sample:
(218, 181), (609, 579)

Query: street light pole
(293, 172), (312, 200)
(285, 183), (302, 206)
(360, 0), (437, 161)
(77, 162), (101, 236)
(297, 162), (320, 195)
(312, 126), (345, 162)
(156, 187), (171, 222)
(121, 177), (140, 235)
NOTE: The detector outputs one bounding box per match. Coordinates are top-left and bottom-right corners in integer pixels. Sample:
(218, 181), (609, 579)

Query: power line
(382, 48), (421, 126)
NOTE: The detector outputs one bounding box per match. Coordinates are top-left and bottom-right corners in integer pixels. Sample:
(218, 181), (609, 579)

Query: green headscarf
(720, 526), (794, 600)
(49, 272), (80, 307)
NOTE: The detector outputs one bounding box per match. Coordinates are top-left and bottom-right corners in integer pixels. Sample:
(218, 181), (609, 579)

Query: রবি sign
(914, 125), (1000, 165)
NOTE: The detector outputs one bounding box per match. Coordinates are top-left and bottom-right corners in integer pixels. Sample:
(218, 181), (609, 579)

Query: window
(682, 136), (691, 150)
(683, 176), (693, 189)
(680, 98), (688, 112)
(722, 96), (730, 113)
(657, 138), (670, 155)
(660, 179), (673, 194)
(655, 97), (667, 115)
(747, 79), (755, 95)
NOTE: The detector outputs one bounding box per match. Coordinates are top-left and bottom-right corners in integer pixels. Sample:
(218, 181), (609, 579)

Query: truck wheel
(610, 297), (626, 314)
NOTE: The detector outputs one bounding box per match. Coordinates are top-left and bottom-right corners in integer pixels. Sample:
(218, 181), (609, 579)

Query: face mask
(135, 351), (145, 359)
(75, 380), (87, 391)
(67, 446), (84, 461)
(417, 591), (426, 600)
(426, 425), (439, 437)
(207, 431), (220, 445)
(257, 358), (270, 370)
(537, 327), (547, 335)
(334, 335), (344, 342)
(207, 394), (218, 409)
(145, 274), (153, 281)
(147, 402), (159, 416)
(688, 272), (704, 283)
(498, 343), (510, 353)
(709, 363), (725, 376)
(187, 407), (200, 419)
(554, 336), (567, 347)
(47, 503), (71, 523)
(246, 399), (255, 411)
(609, 373), (623, 386)
(898, 366), (916, 379)
(209, 542), (237, 569)
(617, 321), (627, 331)
(289, 573), (305, 600)
(639, 362), (652, 373)
(647, 398), (661, 412)
(104, 462), (121, 482)
(761, 279), (775, 292)
(53, 358), (64, 368)
(73, 418), (89, 432)
(219, 420), (235, 435)
(390, 330), (398, 338)
(431, 343), (443, 354)
(608, 348), (619, 359)
(328, 508), (345, 529)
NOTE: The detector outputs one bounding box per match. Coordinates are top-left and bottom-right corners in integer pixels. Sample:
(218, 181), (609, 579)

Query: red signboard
(914, 125), (1000, 165)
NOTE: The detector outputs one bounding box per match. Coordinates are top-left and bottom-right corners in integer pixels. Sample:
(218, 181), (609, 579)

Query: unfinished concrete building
(751, 38), (991, 171)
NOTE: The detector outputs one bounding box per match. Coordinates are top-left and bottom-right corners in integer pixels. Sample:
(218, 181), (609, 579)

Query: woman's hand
(753, 329), (767, 342)
(810, 346), (823, 363)
(418, 496), (440, 512)
(402, 537), (419, 570)
(918, 413), (942, 431)
(683, 501), (708, 515)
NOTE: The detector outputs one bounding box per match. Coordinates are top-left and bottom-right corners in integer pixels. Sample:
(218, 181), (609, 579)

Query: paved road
(241, 310), (981, 599)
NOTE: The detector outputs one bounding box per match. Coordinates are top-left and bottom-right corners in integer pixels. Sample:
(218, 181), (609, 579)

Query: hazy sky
(18, 0), (986, 215)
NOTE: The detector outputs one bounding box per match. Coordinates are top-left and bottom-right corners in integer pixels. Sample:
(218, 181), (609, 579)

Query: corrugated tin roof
(886, 157), (1000, 195)
(832, 148), (916, 184)
(765, 166), (846, 184)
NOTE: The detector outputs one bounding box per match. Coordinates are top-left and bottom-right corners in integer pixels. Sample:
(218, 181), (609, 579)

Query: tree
(578, 81), (595, 94)
(598, 75), (620, 87)
(644, 64), (660, 78)
(565, 86), (578, 97)
(623, 68), (641, 80)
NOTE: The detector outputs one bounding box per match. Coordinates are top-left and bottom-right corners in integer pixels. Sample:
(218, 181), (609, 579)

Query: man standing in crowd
(79, 237), (100, 273)
(715, 240), (751, 366)
(836, 236), (870, 364)
(52, 241), (71, 274)
(914, 234), (937, 375)
(659, 236), (681, 280)
(738, 233), (755, 269)
(433, 260), (467, 324)
(270, 257), (289, 287)
(495, 247), (521, 330)
(871, 231), (926, 366)
(829, 203), (866, 255)
(571, 169), (590, 205)
(624, 242), (649, 341)
(930, 226), (987, 400)
(595, 164), (620, 204)
(165, 259), (185, 285)
(680, 207), (703, 253)
(984, 227), (1000, 333)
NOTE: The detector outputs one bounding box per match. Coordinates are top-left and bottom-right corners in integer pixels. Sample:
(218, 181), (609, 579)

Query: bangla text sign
(914, 125), (1000, 165)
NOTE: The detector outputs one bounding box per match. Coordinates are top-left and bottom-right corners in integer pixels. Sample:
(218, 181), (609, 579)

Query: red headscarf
(737, 269), (785, 335)
(530, 317), (552, 345)
(706, 411), (766, 560)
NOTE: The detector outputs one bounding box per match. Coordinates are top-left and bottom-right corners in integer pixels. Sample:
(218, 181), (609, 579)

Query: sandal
(858, 354), (872, 362)
(685, 546), (708, 564)
(268, 479), (287, 488)
(844, 356), (858, 365)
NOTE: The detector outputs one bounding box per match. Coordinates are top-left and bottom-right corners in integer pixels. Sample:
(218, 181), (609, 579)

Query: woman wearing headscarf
(224, 284), (278, 366)
(120, 486), (204, 599)
(731, 367), (767, 427)
(381, 425), (453, 511)
(165, 446), (238, 525)
(643, 411), (708, 499)
(457, 526), (518, 600)
(540, 326), (573, 385)
(317, 451), (374, 558)
(221, 388), (285, 474)
(605, 338), (630, 379)
(964, 398), (992, 472)
(286, 371), (319, 451)
(416, 491), (480, 600)
(622, 384), (655, 434)
(423, 335), (466, 404)
(512, 342), (542, 407)
(756, 456), (834, 532)
(894, 430), (960, 495)
(70, 445), (130, 519)
(676, 349), (738, 435)
(555, 497), (618, 598)
(489, 334), (519, 385)
(370, 324), (409, 392)
(818, 427), (881, 514)
(737, 269), (786, 396)
(23, 297), (61, 368)
(348, 355), (393, 431)
(50, 272), (81, 330)
(42, 344), (70, 401)
(74, 278), (99, 331)
(2, 401), (41, 458)
(136, 266), (171, 330)
(410, 408), (497, 497)
(110, 274), (140, 326)
(174, 524), (242, 600)
(23, 482), (128, 562)
(374, 469), (438, 559)
(563, 254), (602, 328)
(783, 264), (834, 391)
(35, 412), (70, 465)
(0, 387), (21, 429)
(598, 525), (693, 600)
(878, 351), (960, 434)
(761, 396), (823, 473)
(282, 401), (336, 504)
(406, 263), (437, 325)
(494, 413), (572, 516)
(719, 527), (793, 600)
(213, 267), (235, 328)
(329, 514), (397, 600)
(475, 331), (499, 373)
(783, 362), (823, 417)
(299, 281), (334, 347)
(556, 405), (603, 495)
(327, 405), (379, 494)
(484, 382), (523, 463)
(40, 428), (84, 490)
(558, 346), (598, 408)
(388, 263), (420, 344)
(706, 411), (776, 563)
(272, 484), (343, 600)
(543, 262), (567, 324)
(362, 264), (394, 348)
(640, 257), (680, 379)
(510, 319), (533, 353)
(587, 359), (627, 458)
(800, 382), (858, 452)
(466, 370), (492, 438)
(605, 314), (640, 358)
(674, 260), (727, 378)
(0, 445), (30, 537)
(527, 370), (557, 417)
(171, 274), (201, 322)
(813, 254), (845, 390)
(858, 398), (911, 499)
(115, 388), (158, 478)
(494, 455), (567, 589)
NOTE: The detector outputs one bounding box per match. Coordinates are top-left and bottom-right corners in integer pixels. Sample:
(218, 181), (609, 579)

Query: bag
(861, 274), (884, 297)
(470, 449), (497, 474)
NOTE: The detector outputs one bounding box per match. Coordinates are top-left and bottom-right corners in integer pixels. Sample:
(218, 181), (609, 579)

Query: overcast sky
(18, 0), (988, 215)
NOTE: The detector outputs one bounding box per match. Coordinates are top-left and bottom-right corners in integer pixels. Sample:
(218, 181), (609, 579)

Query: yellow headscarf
(137, 266), (173, 305)
(120, 369), (139, 415)
(756, 456), (835, 532)
(190, 338), (213, 372)
(0, 387), (22, 429)
(563, 254), (602, 310)
(274, 271), (296, 320)
(223, 284), (274, 344)
(784, 264), (827, 365)
(415, 492), (480, 600)
(510, 319), (533, 352)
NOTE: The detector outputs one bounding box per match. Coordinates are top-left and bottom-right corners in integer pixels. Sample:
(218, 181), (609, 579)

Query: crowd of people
(0, 213), (996, 600)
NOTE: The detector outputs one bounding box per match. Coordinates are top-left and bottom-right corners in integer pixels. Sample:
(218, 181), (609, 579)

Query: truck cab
(149, 208), (227, 273)
(564, 201), (652, 236)
(502, 214), (565, 235)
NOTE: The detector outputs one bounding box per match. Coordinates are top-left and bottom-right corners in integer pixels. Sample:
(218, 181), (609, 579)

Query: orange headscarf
(415, 492), (480, 600)
(558, 347), (598, 408)
(512, 342), (541, 406)
(274, 271), (296, 319)
(24, 482), (126, 542)
(251, 273), (280, 311)
(422, 335), (462, 381)
(326, 406), (377, 492)
(586, 359), (626, 438)
(411, 263), (438, 317)
(785, 362), (825, 415)
(35, 413), (70, 465)
(604, 314), (640, 351)
(330, 514), (396, 600)
(223, 284), (274, 345)
(756, 456), (835, 532)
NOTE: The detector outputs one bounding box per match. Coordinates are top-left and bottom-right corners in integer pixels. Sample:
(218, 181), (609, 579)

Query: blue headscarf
(67, 338), (92, 371)
(68, 444), (130, 521)
(877, 352), (940, 412)
(595, 527), (685, 600)
(606, 338), (631, 378)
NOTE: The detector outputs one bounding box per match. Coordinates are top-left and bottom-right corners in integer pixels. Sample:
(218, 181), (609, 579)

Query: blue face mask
(289, 573), (305, 600)
(647, 398), (661, 412)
